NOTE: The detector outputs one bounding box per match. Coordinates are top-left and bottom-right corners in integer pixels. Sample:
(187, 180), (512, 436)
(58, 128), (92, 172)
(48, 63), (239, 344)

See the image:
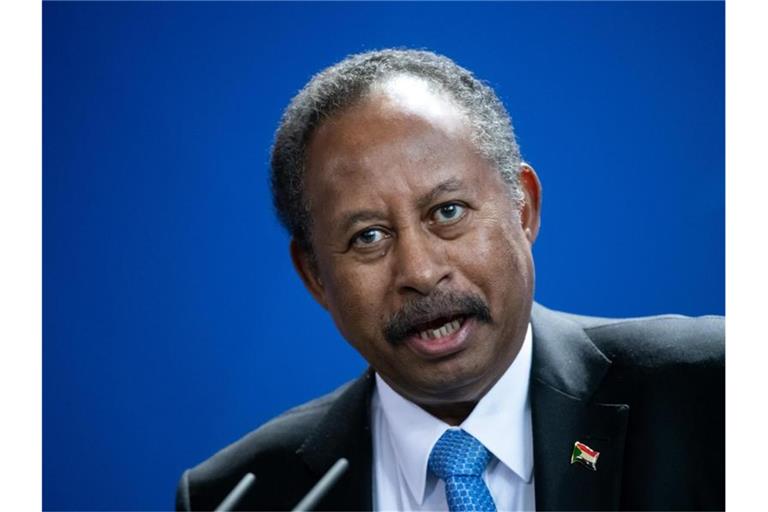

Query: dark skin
(291, 77), (542, 425)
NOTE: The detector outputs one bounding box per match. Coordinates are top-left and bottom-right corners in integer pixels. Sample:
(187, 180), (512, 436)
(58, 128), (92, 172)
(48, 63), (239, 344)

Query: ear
(290, 239), (329, 310)
(518, 162), (542, 244)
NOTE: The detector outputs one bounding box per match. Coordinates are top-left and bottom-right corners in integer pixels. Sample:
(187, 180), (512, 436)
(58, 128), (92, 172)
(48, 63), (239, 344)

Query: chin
(404, 365), (491, 405)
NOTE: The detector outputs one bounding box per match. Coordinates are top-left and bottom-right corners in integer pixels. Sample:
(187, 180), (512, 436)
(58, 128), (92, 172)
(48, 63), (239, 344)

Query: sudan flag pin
(571, 441), (600, 471)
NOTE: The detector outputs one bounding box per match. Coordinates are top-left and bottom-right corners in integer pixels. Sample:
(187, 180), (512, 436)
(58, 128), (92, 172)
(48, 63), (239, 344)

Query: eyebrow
(337, 178), (466, 235)
(415, 178), (465, 210)
(338, 210), (386, 236)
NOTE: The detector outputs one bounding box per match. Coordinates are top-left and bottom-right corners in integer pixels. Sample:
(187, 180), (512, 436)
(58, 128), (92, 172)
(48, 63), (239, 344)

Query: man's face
(294, 76), (541, 414)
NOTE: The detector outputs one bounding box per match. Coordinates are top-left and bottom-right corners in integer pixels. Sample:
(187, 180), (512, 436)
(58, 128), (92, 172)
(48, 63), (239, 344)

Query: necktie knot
(428, 429), (493, 479)
(428, 429), (497, 511)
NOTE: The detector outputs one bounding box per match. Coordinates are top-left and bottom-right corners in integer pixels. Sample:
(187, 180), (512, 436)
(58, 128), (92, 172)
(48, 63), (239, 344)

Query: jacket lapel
(530, 303), (629, 511)
(296, 369), (375, 511)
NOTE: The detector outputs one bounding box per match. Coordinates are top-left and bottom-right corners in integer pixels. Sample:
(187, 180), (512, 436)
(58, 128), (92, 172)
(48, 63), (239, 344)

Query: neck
(421, 401), (478, 426)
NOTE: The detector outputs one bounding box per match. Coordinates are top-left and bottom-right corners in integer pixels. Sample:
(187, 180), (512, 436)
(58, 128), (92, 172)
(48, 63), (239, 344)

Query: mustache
(383, 290), (493, 344)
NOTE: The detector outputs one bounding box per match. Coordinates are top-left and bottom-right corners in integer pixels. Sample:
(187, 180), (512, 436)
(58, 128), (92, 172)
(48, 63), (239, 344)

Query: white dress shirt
(372, 324), (535, 511)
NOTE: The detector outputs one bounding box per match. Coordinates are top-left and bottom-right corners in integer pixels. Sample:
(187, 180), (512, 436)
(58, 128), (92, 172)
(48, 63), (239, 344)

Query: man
(176, 49), (724, 511)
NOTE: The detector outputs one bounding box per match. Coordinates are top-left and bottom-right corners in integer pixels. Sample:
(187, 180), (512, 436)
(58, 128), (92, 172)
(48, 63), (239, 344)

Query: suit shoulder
(579, 312), (724, 368)
(182, 380), (353, 490)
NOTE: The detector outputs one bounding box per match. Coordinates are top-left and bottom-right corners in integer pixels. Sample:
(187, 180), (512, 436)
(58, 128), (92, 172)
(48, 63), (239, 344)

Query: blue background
(43, 2), (724, 510)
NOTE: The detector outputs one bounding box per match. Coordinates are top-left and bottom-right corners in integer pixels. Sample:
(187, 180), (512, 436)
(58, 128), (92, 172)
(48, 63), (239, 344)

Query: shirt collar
(374, 323), (534, 504)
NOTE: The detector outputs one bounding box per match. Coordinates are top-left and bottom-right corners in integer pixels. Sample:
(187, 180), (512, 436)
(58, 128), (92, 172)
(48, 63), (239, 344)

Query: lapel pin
(571, 441), (600, 471)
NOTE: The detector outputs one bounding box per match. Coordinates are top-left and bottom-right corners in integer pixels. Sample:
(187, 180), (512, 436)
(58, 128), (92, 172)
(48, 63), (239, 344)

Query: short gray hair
(270, 48), (524, 253)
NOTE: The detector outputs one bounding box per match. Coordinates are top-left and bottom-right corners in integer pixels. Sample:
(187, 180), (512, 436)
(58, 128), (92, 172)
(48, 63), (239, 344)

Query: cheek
(458, 218), (532, 296)
(322, 261), (389, 337)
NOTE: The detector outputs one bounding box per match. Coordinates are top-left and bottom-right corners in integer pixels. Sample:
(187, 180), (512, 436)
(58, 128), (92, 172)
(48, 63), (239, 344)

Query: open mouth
(403, 314), (473, 359)
(383, 290), (492, 346)
(410, 315), (466, 341)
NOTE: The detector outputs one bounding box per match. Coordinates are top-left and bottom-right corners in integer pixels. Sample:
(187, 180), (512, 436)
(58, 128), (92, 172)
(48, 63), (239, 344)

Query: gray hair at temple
(270, 48), (524, 253)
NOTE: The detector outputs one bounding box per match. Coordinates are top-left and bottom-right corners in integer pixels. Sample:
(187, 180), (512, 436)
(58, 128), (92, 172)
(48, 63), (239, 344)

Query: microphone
(212, 458), (349, 512)
(291, 458), (349, 512)
(214, 473), (256, 512)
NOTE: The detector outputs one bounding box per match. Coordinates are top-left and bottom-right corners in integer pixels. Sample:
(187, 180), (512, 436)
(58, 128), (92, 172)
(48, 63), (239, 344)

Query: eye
(431, 203), (466, 225)
(351, 227), (388, 248)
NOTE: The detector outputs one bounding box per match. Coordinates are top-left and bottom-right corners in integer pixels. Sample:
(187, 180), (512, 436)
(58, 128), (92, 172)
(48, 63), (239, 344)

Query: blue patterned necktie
(428, 428), (497, 512)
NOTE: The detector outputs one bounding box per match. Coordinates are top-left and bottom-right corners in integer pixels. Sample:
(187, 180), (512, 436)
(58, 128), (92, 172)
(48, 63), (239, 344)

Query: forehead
(305, 76), (482, 191)
(369, 74), (467, 131)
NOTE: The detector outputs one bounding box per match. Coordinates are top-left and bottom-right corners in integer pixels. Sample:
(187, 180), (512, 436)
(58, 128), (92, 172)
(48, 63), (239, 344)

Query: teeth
(418, 318), (462, 340)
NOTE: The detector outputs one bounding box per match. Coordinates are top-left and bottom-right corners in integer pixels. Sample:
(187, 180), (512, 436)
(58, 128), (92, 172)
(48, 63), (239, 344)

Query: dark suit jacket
(176, 303), (724, 511)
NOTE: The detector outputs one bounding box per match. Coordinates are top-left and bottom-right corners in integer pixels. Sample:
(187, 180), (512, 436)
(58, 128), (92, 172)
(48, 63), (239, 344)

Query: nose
(393, 227), (452, 296)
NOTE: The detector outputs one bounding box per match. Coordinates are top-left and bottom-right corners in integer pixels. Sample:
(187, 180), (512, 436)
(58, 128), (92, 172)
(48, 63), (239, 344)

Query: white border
(726, 0), (767, 509)
(0, 0), (41, 510)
